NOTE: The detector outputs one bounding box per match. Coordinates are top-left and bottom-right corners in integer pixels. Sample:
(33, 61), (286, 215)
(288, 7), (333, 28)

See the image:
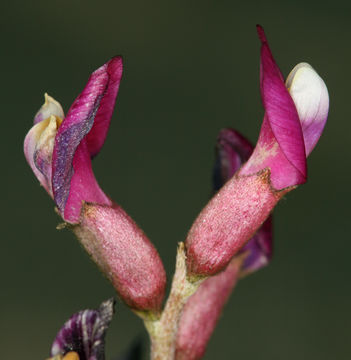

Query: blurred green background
(1, 0), (350, 359)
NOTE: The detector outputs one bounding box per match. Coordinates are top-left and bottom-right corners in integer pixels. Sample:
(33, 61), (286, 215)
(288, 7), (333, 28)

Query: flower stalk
(144, 243), (203, 360)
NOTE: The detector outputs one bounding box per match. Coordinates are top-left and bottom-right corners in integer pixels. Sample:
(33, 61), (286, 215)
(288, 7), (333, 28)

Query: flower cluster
(24, 57), (166, 313)
(25, 25), (328, 360)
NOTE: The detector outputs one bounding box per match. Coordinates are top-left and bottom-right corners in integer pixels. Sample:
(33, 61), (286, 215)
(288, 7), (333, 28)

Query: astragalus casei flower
(25, 25), (329, 360)
(24, 58), (166, 313)
(185, 25), (329, 278)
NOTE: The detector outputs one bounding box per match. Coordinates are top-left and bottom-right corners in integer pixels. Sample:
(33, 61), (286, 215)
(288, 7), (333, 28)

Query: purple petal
(241, 26), (307, 190)
(50, 299), (115, 360)
(239, 216), (273, 276)
(213, 128), (253, 192)
(286, 63), (329, 156)
(52, 58), (122, 222)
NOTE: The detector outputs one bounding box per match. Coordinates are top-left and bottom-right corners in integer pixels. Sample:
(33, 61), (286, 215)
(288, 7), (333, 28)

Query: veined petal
(286, 63), (329, 156)
(34, 93), (64, 125)
(24, 115), (62, 195)
(241, 26), (307, 189)
(51, 299), (115, 360)
(52, 58), (122, 222)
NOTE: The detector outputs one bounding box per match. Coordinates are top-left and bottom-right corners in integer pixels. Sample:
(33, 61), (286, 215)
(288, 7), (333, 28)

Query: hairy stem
(144, 242), (204, 360)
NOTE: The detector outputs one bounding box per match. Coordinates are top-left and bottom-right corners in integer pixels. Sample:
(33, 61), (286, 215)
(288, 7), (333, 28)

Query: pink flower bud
(185, 25), (328, 277)
(24, 58), (166, 312)
(24, 57), (123, 222)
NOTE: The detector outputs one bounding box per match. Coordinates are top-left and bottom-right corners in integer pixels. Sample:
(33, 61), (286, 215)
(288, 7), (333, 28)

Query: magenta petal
(86, 57), (123, 158)
(258, 26), (306, 182)
(241, 115), (306, 189)
(52, 59), (121, 222)
(241, 26), (307, 189)
(258, 26), (306, 181)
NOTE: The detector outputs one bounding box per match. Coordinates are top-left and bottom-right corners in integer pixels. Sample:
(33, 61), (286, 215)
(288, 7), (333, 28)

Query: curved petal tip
(256, 24), (267, 43)
(241, 26), (307, 189)
(34, 93), (64, 125)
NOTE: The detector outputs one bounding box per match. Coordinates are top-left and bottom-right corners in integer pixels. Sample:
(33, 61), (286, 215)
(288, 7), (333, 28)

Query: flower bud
(185, 25), (328, 277)
(24, 57), (166, 313)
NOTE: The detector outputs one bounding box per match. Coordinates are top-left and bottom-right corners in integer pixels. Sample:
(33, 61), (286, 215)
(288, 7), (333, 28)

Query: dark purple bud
(239, 216), (273, 276)
(50, 299), (115, 360)
(212, 127), (273, 276)
(213, 128), (253, 192)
